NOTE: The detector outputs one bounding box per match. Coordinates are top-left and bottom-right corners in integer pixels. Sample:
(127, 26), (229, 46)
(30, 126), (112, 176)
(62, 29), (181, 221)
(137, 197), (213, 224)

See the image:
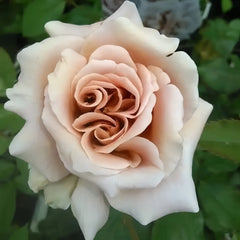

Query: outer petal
(71, 180), (109, 240)
(143, 84), (183, 176)
(45, 21), (102, 38)
(83, 136), (164, 197)
(28, 165), (49, 193)
(30, 195), (48, 233)
(45, 1), (142, 37)
(179, 98), (213, 173)
(48, 48), (87, 134)
(81, 17), (179, 61)
(44, 175), (78, 210)
(106, 99), (212, 225)
(161, 51), (199, 121)
(5, 36), (84, 181)
(104, 0), (143, 26)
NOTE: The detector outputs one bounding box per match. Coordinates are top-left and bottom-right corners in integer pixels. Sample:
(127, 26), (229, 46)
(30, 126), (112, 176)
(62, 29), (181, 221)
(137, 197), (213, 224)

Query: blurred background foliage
(0, 0), (239, 239)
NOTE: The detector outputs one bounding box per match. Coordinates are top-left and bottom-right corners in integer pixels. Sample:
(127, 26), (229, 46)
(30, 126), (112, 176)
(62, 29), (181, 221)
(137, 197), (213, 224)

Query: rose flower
(5, 1), (212, 240)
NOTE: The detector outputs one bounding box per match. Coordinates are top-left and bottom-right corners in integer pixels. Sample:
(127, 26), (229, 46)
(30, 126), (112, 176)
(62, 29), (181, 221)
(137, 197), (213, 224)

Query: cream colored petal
(44, 175), (78, 210)
(161, 51), (199, 121)
(45, 21), (102, 38)
(5, 36), (84, 181)
(144, 84), (183, 176)
(106, 98), (212, 225)
(42, 89), (120, 176)
(147, 65), (171, 88)
(28, 165), (49, 193)
(30, 195), (48, 233)
(107, 167), (199, 225)
(104, 1), (143, 26)
(81, 17), (179, 61)
(48, 48), (87, 134)
(45, 1), (143, 37)
(179, 98), (213, 173)
(71, 180), (109, 240)
(83, 136), (164, 197)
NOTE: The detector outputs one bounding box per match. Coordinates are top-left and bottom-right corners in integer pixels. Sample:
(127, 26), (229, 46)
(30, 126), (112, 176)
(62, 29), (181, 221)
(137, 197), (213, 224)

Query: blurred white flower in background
(102, 0), (203, 39)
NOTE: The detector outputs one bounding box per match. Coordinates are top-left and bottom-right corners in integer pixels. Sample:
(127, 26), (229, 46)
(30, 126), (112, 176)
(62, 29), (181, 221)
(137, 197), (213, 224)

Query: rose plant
(5, 1), (212, 240)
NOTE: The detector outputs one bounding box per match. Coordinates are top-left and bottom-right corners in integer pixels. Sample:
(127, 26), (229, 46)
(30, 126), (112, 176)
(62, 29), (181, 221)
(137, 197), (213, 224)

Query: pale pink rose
(5, 1), (212, 240)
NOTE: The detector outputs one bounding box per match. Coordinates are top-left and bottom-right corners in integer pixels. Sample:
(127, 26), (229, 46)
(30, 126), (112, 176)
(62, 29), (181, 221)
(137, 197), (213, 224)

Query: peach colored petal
(48, 48), (87, 134)
(136, 64), (159, 115)
(42, 89), (120, 176)
(73, 60), (143, 97)
(81, 17), (179, 62)
(73, 112), (116, 132)
(89, 45), (137, 70)
(74, 74), (109, 107)
(106, 98), (212, 225)
(75, 83), (120, 111)
(103, 73), (140, 116)
(161, 51), (199, 122)
(5, 36), (84, 181)
(147, 65), (171, 88)
(71, 180), (109, 240)
(75, 86), (105, 109)
(94, 94), (156, 153)
(81, 131), (133, 169)
(91, 115), (128, 149)
(143, 84), (183, 176)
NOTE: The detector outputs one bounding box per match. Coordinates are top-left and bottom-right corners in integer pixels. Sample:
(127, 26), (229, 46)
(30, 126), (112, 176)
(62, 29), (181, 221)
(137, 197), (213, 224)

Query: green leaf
(0, 159), (15, 181)
(22, 0), (66, 37)
(0, 105), (24, 155)
(198, 181), (240, 232)
(38, 208), (80, 239)
(200, 19), (240, 57)
(0, 135), (11, 155)
(61, 4), (102, 25)
(14, 159), (33, 195)
(152, 212), (204, 240)
(0, 182), (16, 233)
(229, 19), (240, 32)
(195, 151), (239, 175)
(198, 56), (240, 94)
(9, 225), (29, 240)
(199, 120), (240, 162)
(0, 48), (16, 97)
(0, 3), (22, 34)
(0, 105), (24, 134)
(96, 208), (151, 240)
(221, 0), (233, 12)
